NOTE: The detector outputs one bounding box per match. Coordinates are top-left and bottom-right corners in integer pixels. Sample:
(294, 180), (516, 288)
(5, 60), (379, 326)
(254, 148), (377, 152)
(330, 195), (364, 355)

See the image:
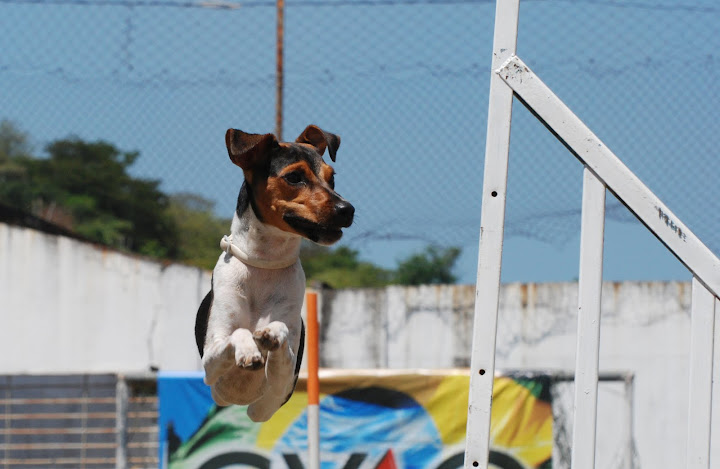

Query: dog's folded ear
(295, 125), (341, 162)
(226, 129), (278, 170)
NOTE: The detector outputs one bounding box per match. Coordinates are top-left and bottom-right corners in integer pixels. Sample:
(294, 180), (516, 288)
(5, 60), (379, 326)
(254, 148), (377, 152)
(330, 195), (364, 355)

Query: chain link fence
(1, 0), (718, 282)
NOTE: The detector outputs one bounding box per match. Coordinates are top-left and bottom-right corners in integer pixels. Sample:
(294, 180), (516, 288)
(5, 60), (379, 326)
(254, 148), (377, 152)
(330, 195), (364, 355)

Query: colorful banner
(158, 370), (552, 469)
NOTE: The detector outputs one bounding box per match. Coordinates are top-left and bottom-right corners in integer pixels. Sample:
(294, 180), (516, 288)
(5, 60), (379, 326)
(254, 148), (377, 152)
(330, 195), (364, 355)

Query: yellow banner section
(258, 370), (551, 468)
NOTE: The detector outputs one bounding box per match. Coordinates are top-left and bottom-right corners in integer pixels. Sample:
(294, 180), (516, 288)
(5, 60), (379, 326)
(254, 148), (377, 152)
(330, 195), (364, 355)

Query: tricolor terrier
(194, 125), (354, 422)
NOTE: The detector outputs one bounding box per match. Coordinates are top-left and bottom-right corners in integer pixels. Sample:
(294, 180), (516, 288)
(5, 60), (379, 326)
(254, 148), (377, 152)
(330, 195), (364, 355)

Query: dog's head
(226, 125), (354, 245)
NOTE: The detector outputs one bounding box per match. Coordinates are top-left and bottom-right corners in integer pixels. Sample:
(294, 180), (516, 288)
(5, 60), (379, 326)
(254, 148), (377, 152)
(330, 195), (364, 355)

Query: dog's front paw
(230, 329), (265, 370)
(253, 322), (289, 352)
(237, 352), (265, 370)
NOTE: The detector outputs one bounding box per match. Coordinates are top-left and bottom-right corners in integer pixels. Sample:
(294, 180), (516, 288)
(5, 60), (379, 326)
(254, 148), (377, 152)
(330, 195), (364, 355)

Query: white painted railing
(465, 1), (719, 468)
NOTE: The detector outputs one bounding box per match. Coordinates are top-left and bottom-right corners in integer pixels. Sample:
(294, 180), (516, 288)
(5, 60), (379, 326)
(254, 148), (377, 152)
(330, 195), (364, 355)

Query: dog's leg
(202, 337), (235, 386)
(202, 328), (264, 385)
(253, 322), (296, 388)
(230, 328), (265, 369)
(247, 321), (298, 422)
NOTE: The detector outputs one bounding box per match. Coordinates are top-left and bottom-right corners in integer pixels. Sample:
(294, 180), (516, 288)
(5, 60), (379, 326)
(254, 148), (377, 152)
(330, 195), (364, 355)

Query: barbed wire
(1, 0), (718, 11)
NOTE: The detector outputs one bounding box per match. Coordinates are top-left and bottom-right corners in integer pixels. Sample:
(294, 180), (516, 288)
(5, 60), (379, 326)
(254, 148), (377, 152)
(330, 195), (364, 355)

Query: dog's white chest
(212, 255), (305, 325)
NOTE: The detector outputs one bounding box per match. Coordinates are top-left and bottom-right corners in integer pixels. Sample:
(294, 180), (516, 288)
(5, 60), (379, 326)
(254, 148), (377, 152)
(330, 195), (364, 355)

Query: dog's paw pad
(237, 353), (265, 370)
(253, 329), (282, 351)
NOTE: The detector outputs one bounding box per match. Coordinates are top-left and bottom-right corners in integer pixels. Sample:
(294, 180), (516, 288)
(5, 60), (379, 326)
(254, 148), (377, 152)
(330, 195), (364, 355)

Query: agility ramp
(464, 1), (720, 468)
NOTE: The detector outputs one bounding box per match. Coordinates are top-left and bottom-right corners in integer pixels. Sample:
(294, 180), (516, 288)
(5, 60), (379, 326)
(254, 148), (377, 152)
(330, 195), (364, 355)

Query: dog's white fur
(202, 205), (305, 422)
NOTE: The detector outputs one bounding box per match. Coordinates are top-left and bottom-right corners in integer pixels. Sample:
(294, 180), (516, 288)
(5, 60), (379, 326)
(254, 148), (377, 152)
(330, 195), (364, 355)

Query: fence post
(571, 168), (606, 469)
(464, 0), (520, 467)
(115, 375), (128, 469)
(686, 278), (716, 469)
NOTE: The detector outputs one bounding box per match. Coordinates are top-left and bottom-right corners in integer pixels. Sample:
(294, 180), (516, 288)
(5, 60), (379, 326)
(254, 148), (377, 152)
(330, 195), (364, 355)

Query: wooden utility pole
(275, 0), (284, 140)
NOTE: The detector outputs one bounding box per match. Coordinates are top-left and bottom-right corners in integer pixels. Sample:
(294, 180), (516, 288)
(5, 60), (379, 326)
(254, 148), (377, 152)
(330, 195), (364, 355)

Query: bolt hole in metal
(479, 369), (486, 375)
(491, 191), (498, 197)
(473, 461), (479, 467)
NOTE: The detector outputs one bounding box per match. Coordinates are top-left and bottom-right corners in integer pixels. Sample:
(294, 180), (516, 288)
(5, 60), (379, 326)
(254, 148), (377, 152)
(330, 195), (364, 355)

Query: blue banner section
(158, 371), (213, 466)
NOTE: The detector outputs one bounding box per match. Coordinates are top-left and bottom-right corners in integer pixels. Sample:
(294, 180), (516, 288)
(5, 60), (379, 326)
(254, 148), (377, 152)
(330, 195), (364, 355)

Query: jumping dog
(194, 125), (354, 422)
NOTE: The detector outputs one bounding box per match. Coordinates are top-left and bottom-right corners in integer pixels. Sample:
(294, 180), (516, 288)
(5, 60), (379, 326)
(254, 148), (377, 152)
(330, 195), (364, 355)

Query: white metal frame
(465, 1), (719, 468)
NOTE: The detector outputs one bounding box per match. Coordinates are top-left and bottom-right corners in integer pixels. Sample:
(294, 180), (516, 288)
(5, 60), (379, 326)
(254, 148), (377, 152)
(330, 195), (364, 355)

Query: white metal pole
(464, 1), (519, 468)
(571, 168), (606, 469)
(686, 277), (716, 469)
(307, 405), (319, 468)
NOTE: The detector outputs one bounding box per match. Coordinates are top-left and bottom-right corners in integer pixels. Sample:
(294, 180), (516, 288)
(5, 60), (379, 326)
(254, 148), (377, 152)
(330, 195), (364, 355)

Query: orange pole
(306, 292), (319, 405)
(306, 292), (320, 467)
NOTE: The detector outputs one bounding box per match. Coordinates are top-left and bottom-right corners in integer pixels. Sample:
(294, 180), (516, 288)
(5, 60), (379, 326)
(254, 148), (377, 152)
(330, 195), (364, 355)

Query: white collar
(220, 235), (299, 270)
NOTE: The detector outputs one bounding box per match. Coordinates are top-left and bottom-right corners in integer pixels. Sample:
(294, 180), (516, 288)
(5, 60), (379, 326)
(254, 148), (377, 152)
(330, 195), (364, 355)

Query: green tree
(301, 243), (463, 288)
(301, 242), (393, 288)
(0, 124), (179, 258)
(167, 193), (230, 269)
(393, 245), (461, 285)
(0, 120), (33, 209)
(35, 137), (178, 256)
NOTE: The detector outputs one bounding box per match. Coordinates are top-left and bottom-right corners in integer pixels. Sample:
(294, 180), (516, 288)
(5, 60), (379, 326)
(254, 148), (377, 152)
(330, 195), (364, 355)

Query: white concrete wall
(0, 222), (208, 374)
(2, 220), (717, 468)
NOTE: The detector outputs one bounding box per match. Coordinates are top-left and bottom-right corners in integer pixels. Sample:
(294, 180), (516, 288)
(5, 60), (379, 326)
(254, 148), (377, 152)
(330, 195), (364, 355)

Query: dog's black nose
(335, 200), (355, 226)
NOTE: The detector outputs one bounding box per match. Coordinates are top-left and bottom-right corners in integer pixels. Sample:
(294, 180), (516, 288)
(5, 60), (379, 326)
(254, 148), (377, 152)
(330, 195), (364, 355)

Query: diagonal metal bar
(495, 54), (720, 299)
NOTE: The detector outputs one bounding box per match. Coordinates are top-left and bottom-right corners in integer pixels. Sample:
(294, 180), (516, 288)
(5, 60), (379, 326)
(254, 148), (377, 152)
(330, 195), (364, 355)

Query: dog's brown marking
(320, 164), (335, 188)
(240, 355), (265, 370)
(252, 160), (338, 235)
(278, 161), (317, 185)
(253, 328), (282, 351)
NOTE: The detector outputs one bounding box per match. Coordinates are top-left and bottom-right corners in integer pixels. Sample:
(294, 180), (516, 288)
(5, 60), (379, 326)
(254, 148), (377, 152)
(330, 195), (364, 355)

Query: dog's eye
(328, 174), (335, 189)
(283, 171), (304, 185)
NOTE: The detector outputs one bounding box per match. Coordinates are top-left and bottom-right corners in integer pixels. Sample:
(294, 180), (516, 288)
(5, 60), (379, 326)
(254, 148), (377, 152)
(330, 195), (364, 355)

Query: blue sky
(1, 0), (718, 284)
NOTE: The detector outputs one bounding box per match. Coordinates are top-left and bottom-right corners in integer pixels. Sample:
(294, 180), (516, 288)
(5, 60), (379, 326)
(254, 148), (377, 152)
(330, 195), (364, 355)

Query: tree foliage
(301, 243), (462, 288)
(0, 121), (33, 209)
(46, 138), (178, 256)
(300, 242), (393, 288)
(393, 245), (461, 285)
(0, 120), (177, 257)
(168, 193), (230, 270)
